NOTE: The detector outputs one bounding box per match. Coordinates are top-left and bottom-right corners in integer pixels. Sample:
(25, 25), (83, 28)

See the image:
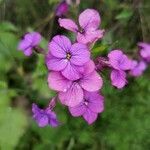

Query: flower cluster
(18, 8), (149, 127)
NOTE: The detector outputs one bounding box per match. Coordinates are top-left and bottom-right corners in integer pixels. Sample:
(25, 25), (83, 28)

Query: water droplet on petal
(63, 88), (67, 92)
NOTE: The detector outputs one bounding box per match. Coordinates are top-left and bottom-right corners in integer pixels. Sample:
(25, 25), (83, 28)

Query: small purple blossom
(130, 60), (147, 77)
(108, 50), (132, 89)
(46, 35), (90, 80)
(58, 9), (104, 44)
(111, 69), (127, 89)
(69, 91), (104, 124)
(32, 103), (59, 127)
(108, 50), (132, 71)
(18, 32), (41, 56)
(48, 61), (103, 107)
(138, 42), (150, 63)
(56, 1), (69, 17)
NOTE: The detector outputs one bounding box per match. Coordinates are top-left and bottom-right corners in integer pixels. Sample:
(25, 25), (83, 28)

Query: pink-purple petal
(48, 35), (71, 58)
(130, 60), (147, 77)
(70, 43), (90, 66)
(31, 32), (42, 46)
(87, 93), (104, 113)
(62, 62), (83, 80)
(48, 71), (72, 92)
(111, 69), (127, 89)
(83, 60), (95, 75)
(80, 71), (103, 92)
(46, 54), (67, 71)
(83, 109), (98, 125)
(24, 47), (32, 56)
(18, 40), (31, 50)
(77, 29), (104, 44)
(69, 103), (86, 117)
(59, 82), (83, 107)
(79, 9), (100, 30)
(58, 18), (78, 32)
(108, 50), (131, 70)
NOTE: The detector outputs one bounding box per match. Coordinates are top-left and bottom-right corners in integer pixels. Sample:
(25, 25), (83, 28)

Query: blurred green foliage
(0, 0), (150, 150)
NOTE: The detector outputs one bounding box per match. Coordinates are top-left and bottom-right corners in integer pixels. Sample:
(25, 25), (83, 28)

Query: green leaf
(0, 22), (18, 32)
(116, 9), (133, 20)
(0, 108), (27, 150)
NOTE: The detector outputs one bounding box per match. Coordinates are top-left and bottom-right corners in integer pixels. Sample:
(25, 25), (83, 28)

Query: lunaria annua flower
(56, 1), (69, 17)
(32, 103), (59, 127)
(18, 32), (41, 56)
(138, 42), (150, 63)
(48, 61), (103, 107)
(130, 60), (147, 77)
(46, 35), (90, 80)
(108, 50), (132, 89)
(69, 91), (104, 124)
(58, 9), (104, 44)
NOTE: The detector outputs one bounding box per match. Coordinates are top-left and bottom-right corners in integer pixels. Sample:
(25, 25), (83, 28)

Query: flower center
(79, 27), (85, 34)
(66, 53), (71, 60)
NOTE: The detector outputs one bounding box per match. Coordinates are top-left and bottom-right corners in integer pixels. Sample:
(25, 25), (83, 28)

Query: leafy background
(0, 0), (150, 150)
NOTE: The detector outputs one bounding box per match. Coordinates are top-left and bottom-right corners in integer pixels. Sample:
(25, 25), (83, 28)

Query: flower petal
(37, 115), (49, 127)
(108, 50), (131, 70)
(80, 71), (103, 92)
(83, 109), (98, 125)
(70, 43), (90, 66)
(79, 9), (100, 30)
(46, 54), (67, 71)
(69, 102), (86, 117)
(48, 35), (71, 58)
(62, 62), (83, 80)
(58, 18), (78, 32)
(77, 29), (104, 44)
(31, 32), (42, 46)
(24, 47), (32, 56)
(59, 82), (83, 107)
(130, 61), (147, 77)
(111, 69), (127, 89)
(18, 39), (31, 50)
(48, 71), (72, 92)
(84, 91), (104, 113)
(83, 60), (95, 75)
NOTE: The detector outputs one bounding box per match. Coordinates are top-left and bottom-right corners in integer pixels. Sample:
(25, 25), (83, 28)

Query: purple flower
(18, 32), (41, 56)
(138, 42), (150, 63)
(58, 9), (104, 44)
(48, 61), (103, 107)
(32, 103), (59, 127)
(69, 91), (104, 124)
(108, 50), (132, 71)
(111, 69), (127, 89)
(46, 35), (90, 80)
(108, 50), (132, 89)
(130, 60), (147, 77)
(56, 1), (69, 17)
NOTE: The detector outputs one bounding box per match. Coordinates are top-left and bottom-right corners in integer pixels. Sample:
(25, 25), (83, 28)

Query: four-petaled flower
(58, 9), (104, 44)
(108, 50), (132, 89)
(18, 32), (41, 56)
(69, 91), (104, 124)
(46, 35), (90, 80)
(48, 61), (103, 107)
(32, 103), (59, 127)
